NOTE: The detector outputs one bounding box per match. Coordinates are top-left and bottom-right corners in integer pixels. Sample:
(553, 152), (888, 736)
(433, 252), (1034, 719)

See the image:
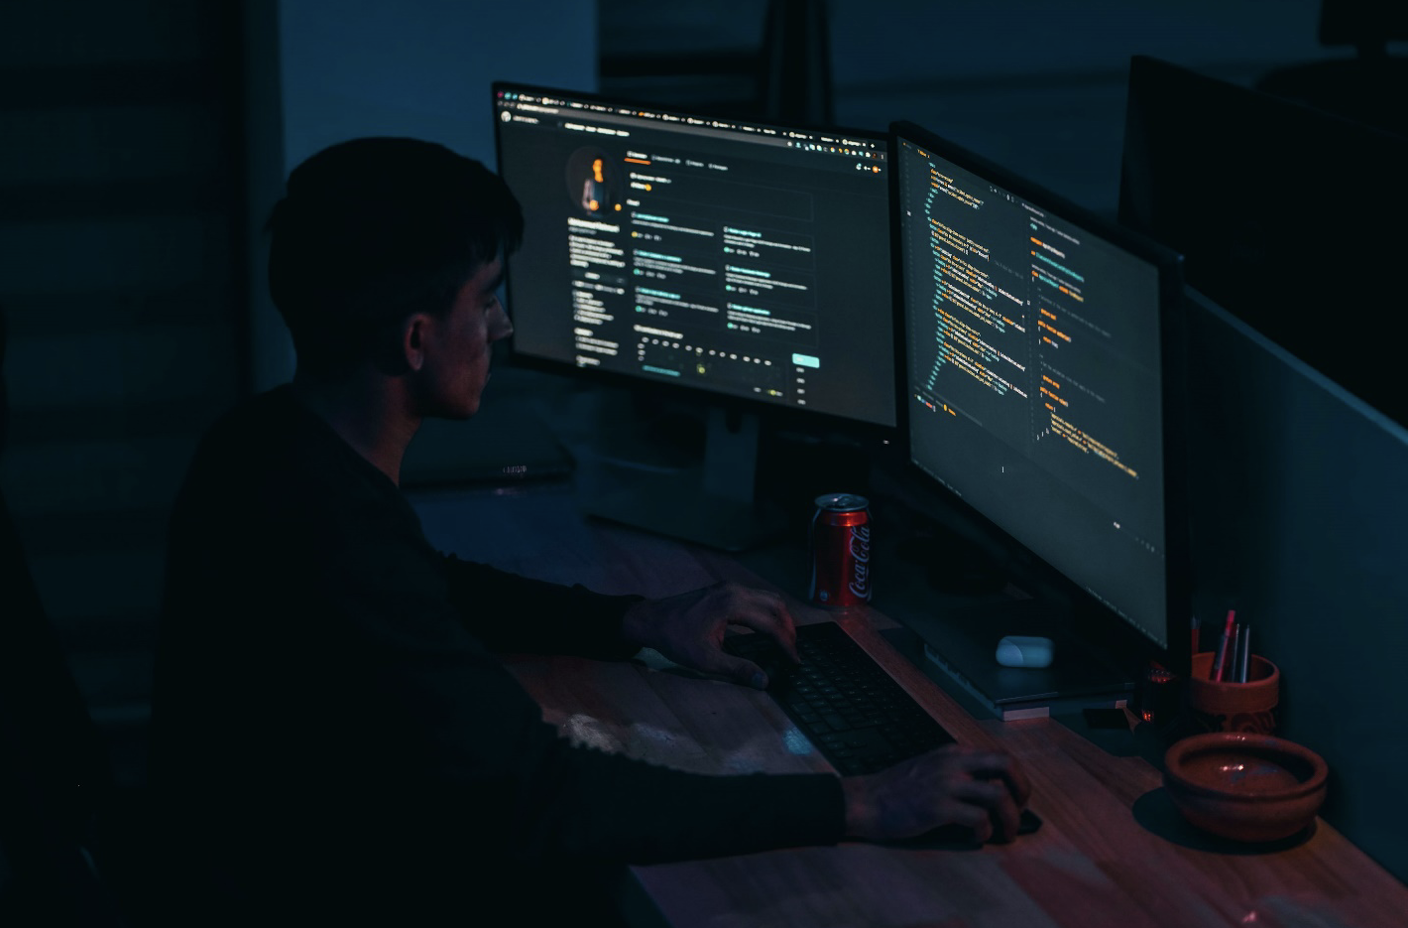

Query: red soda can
(807, 493), (872, 607)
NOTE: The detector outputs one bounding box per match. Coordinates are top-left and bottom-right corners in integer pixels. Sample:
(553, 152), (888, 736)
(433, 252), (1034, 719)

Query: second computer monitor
(893, 121), (1187, 669)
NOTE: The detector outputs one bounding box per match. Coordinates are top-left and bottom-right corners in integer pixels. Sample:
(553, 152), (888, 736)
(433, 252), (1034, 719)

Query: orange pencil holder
(1184, 652), (1280, 735)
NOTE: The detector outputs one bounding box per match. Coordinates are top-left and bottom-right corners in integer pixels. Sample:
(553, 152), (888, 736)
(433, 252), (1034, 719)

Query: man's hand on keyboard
(841, 744), (1032, 844)
(620, 581), (800, 689)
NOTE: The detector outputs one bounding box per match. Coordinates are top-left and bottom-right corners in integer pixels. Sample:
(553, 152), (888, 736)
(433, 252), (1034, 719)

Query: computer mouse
(995, 635), (1054, 668)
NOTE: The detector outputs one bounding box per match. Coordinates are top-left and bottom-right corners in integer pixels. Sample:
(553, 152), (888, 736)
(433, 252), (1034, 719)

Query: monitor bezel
(889, 119), (1192, 677)
(492, 80), (902, 439)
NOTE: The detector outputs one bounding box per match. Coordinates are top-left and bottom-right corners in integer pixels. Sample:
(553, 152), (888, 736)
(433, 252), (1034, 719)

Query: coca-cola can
(808, 493), (872, 607)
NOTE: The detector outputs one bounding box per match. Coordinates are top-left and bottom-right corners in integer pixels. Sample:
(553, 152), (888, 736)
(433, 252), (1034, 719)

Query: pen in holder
(1185, 652), (1280, 735)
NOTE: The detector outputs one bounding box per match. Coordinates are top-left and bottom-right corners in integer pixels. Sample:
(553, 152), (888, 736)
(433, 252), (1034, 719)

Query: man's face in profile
(414, 256), (511, 419)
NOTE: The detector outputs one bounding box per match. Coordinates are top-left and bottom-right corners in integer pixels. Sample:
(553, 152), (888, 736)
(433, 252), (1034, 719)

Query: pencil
(1210, 609), (1236, 682)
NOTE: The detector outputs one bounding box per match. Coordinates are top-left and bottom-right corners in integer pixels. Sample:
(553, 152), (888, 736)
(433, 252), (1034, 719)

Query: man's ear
(402, 312), (431, 372)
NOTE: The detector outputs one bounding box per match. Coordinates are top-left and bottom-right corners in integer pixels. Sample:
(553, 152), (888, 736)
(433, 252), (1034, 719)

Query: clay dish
(1163, 732), (1328, 843)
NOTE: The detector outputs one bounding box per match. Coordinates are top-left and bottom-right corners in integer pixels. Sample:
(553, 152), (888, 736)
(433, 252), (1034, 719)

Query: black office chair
(0, 306), (131, 926)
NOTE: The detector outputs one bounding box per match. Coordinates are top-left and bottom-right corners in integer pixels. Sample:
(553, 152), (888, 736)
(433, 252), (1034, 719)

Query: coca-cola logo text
(848, 525), (871, 599)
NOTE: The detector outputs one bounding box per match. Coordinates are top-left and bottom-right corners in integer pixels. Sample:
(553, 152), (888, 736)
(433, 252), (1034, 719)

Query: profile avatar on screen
(581, 157), (608, 212)
(570, 149), (617, 216)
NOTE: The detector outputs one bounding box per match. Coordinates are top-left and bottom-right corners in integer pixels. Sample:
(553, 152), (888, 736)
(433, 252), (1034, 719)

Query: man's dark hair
(266, 137), (523, 377)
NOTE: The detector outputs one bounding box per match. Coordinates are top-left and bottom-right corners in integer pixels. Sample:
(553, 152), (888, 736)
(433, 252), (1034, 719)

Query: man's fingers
(957, 751), (1031, 807)
(951, 778), (1020, 843)
(990, 790), (1022, 843)
(941, 799), (993, 843)
(704, 654), (768, 689)
(720, 589), (799, 663)
(1007, 762), (1033, 806)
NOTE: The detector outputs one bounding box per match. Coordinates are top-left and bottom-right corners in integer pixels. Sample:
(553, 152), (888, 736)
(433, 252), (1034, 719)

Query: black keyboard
(724, 621), (957, 776)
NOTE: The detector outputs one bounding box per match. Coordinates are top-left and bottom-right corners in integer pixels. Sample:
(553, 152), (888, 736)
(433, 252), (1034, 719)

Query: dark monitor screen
(1119, 55), (1408, 430)
(493, 84), (896, 430)
(893, 121), (1186, 664)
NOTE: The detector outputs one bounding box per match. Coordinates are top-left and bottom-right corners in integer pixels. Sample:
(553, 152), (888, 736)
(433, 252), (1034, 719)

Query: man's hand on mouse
(620, 581), (800, 689)
(841, 744), (1032, 844)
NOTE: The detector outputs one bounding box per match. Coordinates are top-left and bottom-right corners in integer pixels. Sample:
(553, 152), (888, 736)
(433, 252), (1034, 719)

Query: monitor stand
(578, 405), (787, 552)
(895, 523), (1008, 596)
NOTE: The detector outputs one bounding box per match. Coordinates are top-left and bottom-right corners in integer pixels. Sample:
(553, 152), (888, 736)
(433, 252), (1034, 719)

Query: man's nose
(489, 305), (513, 342)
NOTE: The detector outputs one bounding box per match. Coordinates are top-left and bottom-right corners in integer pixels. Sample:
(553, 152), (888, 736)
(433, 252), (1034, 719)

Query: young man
(148, 138), (1030, 925)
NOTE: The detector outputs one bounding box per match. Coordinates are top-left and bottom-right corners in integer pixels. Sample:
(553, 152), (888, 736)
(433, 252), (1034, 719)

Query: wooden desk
(411, 483), (1408, 928)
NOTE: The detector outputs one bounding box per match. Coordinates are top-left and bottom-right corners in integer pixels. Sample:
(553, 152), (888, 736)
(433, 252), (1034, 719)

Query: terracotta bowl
(1163, 732), (1328, 842)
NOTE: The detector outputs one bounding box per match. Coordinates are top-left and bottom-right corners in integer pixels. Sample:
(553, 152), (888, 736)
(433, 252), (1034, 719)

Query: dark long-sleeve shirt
(148, 387), (843, 924)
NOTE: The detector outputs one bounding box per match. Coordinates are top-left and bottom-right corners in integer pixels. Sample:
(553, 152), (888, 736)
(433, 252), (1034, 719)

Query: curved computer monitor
(494, 84), (897, 549)
(892, 120), (1190, 677)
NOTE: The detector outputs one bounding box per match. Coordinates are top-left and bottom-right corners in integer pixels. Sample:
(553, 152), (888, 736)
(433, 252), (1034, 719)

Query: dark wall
(0, 4), (247, 774)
